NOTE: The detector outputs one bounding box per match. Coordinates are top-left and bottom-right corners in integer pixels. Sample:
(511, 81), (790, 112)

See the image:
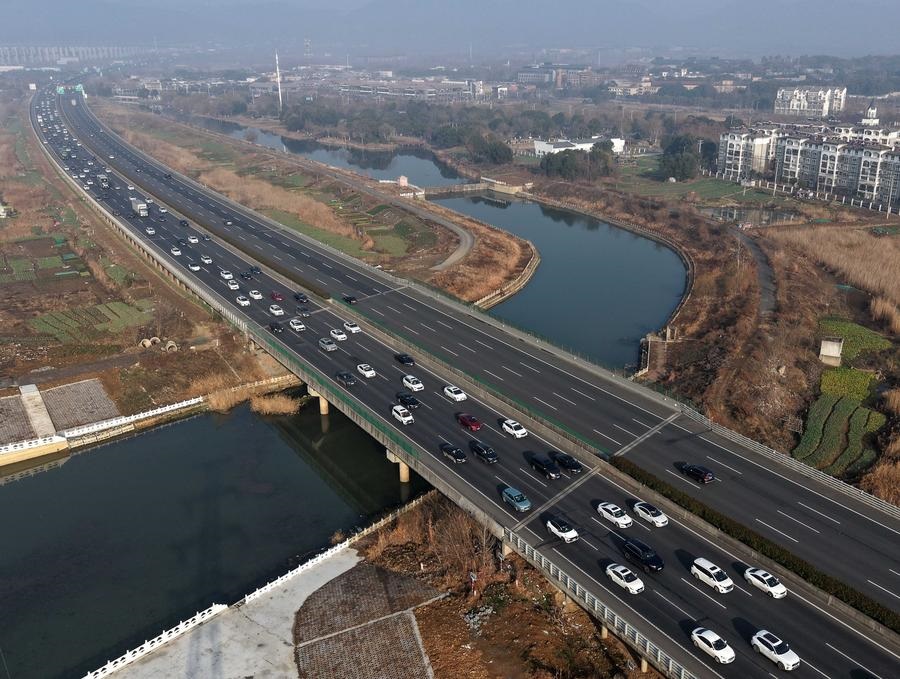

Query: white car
(392, 405), (414, 425)
(357, 363), (376, 378)
(633, 501), (668, 527)
(269, 304), (284, 316)
(546, 516), (579, 543)
(188, 262), (200, 272)
(443, 385), (467, 402)
(744, 567), (787, 599)
(402, 375), (424, 392)
(751, 630), (801, 671)
(200, 255), (212, 265)
(502, 419), (527, 438)
(127, 185), (134, 190)
(145, 226), (156, 235)
(226, 280), (239, 291)
(330, 328), (348, 341)
(236, 296), (250, 307)
(187, 234), (198, 243)
(605, 563), (644, 594)
(289, 318), (306, 331)
(220, 270), (234, 280)
(691, 628), (735, 664)
(249, 290), (263, 300)
(597, 502), (633, 529)
(343, 321), (361, 334)
(691, 558), (734, 593)
(170, 247), (182, 256)
(146, 198), (153, 204)
(108, 155), (115, 159)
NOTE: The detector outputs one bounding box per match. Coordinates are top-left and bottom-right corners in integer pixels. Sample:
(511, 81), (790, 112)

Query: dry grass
(0, 130), (19, 178)
(860, 460), (900, 505)
(884, 389), (900, 417)
(250, 393), (301, 415)
(870, 296), (900, 335)
(770, 227), (900, 309)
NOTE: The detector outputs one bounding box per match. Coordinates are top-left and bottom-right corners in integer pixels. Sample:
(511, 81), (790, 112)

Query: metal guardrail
(503, 529), (697, 679)
(679, 404), (900, 521)
(0, 434), (67, 456)
(61, 398), (204, 438)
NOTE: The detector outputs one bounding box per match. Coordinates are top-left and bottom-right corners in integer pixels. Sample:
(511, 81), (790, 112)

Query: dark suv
(469, 440), (498, 464)
(623, 538), (664, 573)
(682, 464), (715, 484)
(530, 455), (561, 480)
(552, 452), (583, 474)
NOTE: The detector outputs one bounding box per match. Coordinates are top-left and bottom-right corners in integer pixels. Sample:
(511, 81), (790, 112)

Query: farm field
(28, 300), (154, 343)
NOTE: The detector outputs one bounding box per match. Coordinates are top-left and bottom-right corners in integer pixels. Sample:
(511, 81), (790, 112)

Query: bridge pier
(385, 448), (410, 483)
(307, 387), (329, 416)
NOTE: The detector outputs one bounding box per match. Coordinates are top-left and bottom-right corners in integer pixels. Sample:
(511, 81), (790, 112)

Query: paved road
(34, 92), (900, 679)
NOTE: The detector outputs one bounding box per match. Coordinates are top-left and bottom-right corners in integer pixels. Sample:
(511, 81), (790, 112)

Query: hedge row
(610, 456), (900, 634)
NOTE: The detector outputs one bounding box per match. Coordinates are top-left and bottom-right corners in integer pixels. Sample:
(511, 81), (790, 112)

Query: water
(0, 404), (426, 679)
(179, 114), (464, 187)
(436, 196), (686, 369)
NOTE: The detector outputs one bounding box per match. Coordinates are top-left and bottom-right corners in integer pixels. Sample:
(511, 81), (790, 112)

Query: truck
(130, 196), (148, 217)
(97, 174), (109, 189)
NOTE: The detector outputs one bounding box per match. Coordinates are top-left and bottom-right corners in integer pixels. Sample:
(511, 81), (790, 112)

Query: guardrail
(679, 404), (900, 521)
(0, 434), (67, 456)
(503, 529), (697, 679)
(60, 397), (204, 439)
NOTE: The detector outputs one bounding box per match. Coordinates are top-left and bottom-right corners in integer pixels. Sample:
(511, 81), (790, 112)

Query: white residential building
(534, 137), (625, 158)
(718, 127), (781, 179)
(774, 86), (847, 118)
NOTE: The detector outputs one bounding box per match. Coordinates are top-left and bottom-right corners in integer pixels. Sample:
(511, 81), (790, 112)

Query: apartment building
(774, 86), (847, 118)
(718, 127), (781, 178)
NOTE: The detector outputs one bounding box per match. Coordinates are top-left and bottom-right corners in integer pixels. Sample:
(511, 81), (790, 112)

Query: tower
(275, 51), (284, 115)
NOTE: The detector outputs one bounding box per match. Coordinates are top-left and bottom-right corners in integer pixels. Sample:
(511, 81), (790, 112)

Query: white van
(690, 557), (734, 593)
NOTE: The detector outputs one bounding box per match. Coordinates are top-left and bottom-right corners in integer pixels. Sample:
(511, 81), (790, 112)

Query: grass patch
(36, 255), (64, 269)
(819, 318), (891, 361)
(804, 396), (858, 468)
(28, 301), (152, 343)
(792, 394), (839, 461)
(370, 232), (409, 256)
(263, 208), (369, 258)
(820, 367), (873, 402)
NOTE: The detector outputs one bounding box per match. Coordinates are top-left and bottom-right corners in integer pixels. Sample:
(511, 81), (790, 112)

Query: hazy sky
(3, 0), (898, 59)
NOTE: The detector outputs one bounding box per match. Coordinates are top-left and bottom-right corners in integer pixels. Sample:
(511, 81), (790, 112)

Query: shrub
(610, 456), (900, 634)
(820, 368), (872, 402)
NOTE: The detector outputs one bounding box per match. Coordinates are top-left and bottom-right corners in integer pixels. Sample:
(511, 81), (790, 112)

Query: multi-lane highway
(32, 90), (900, 678)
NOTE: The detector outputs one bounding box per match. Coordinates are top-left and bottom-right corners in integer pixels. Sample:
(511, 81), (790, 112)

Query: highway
(34, 91), (900, 679)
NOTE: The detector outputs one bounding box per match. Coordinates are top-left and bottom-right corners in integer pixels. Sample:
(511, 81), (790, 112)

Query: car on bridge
(690, 557), (734, 593)
(682, 463), (715, 484)
(249, 290), (263, 300)
(395, 353), (415, 366)
(335, 371), (357, 388)
(220, 270), (234, 280)
(294, 292), (309, 303)
(289, 318), (306, 332)
(200, 255), (213, 265)
(597, 502), (633, 528)
(502, 419), (528, 438)
(187, 234), (198, 244)
(250, 265), (262, 275)
(402, 375), (424, 392)
(236, 296), (250, 307)
(145, 226), (156, 236)
(551, 452), (583, 474)
(342, 294), (358, 305)
(622, 538), (664, 573)
(605, 563), (644, 594)
(297, 306), (311, 317)
(179, 219), (189, 227)
(469, 440), (497, 464)
(270, 291), (284, 302)
(188, 262), (200, 272)
(751, 630), (800, 671)
(226, 280), (239, 291)
(170, 247), (181, 256)
(269, 304), (285, 316)
(691, 627), (735, 665)
(443, 385), (467, 402)
(357, 363), (376, 378)
(633, 501), (668, 528)
(502, 487), (531, 513)
(392, 405), (414, 425)
(440, 443), (467, 464)
(318, 338), (337, 352)
(530, 455), (561, 480)
(455, 413), (482, 432)
(268, 322), (284, 334)
(330, 328), (348, 341)
(397, 392), (420, 409)
(239, 271), (253, 280)
(343, 321), (361, 334)
(547, 516), (579, 543)
(744, 567), (787, 598)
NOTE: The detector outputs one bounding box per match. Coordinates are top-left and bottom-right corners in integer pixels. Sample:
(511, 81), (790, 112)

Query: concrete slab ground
(120, 547), (362, 679)
(0, 395), (36, 444)
(42, 377), (119, 431)
(18, 384), (55, 437)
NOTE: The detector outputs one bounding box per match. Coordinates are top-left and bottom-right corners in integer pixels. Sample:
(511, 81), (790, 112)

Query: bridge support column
(307, 388), (329, 416)
(600, 625), (608, 640)
(386, 449), (410, 483)
(639, 658), (648, 674)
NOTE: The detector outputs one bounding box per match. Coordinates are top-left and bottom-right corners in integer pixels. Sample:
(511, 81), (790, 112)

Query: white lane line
(519, 467), (548, 487)
(801, 659), (832, 679)
(796, 501), (841, 525)
(402, 325), (420, 336)
(679, 578), (727, 609)
(273, 255), (283, 261)
(653, 590), (692, 618)
(593, 429), (622, 446)
(420, 323), (436, 332)
(483, 369), (504, 382)
(316, 278), (327, 285)
(866, 579), (900, 601)
(439, 345), (459, 357)
(613, 423), (637, 437)
(386, 305), (402, 314)
(777, 510), (821, 534)
(458, 343), (477, 353)
(665, 469), (700, 488)
(519, 361), (541, 373)
(825, 643), (885, 679)
(402, 303), (416, 311)
(553, 392), (578, 407)
(370, 308), (385, 317)
(436, 320), (453, 330)
(706, 456), (743, 475)
(755, 518), (799, 543)
(578, 536), (599, 551)
(474, 339), (492, 349)
(483, 424), (503, 436)
(533, 397), (558, 411)
(570, 387), (596, 401)
(889, 568), (900, 577)
(501, 365), (523, 377)
(347, 275), (358, 282)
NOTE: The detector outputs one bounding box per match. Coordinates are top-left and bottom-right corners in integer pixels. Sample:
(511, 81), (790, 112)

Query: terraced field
(28, 300), (154, 343)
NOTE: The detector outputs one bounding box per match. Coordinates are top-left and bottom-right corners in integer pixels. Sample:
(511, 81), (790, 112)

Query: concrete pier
(385, 448), (410, 483)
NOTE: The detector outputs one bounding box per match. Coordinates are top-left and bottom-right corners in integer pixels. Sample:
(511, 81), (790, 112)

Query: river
(0, 403), (426, 679)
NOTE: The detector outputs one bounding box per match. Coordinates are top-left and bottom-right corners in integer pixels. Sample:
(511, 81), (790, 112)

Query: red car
(456, 413), (482, 432)
(270, 291), (284, 302)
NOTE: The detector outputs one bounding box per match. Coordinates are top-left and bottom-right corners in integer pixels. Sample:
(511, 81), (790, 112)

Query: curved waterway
(0, 403), (426, 679)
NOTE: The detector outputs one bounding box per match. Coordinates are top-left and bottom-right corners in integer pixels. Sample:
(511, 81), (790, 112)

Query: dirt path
(734, 228), (776, 315)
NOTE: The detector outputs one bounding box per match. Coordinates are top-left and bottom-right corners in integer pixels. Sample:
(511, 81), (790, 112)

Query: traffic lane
(630, 422), (900, 610)
(542, 481), (899, 679)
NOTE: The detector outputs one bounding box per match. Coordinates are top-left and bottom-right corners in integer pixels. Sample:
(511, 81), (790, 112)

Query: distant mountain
(2, 0), (898, 58)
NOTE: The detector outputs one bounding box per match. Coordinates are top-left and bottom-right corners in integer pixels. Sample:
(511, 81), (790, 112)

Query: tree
(659, 134), (700, 181)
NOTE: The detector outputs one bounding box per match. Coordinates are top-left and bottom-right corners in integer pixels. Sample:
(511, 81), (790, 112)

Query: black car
(342, 294), (358, 305)
(623, 538), (665, 573)
(530, 455), (561, 480)
(240, 271), (253, 280)
(335, 371), (357, 388)
(395, 353), (415, 366)
(682, 464), (715, 484)
(552, 452), (583, 474)
(268, 321), (284, 334)
(201, 234), (211, 241)
(297, 306), (311, 317)
(250, 266), (262, 275)
(440, 443), (467, 464)
(396, 391), (420, 409)
(294, 292), (309, 303)
(163, 172), (172, 179)
(179, 219), (189, 227)
(177, 238), (188, 247)
(469, 440), (498, 464)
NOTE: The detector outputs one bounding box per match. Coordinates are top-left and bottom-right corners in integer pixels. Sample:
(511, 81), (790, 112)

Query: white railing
(82, 604), (228, 679)
(0, 434), (67, 456)
(61, 397), (204, 439)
